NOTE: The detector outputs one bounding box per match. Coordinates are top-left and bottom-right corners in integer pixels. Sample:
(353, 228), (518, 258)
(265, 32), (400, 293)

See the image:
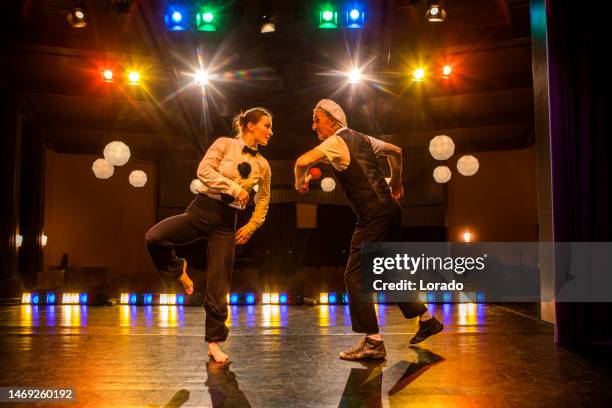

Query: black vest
(332, 129), (394, 219)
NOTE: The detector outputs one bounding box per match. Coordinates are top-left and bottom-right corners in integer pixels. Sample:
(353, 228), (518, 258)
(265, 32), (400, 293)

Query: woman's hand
(389, 177), (404, 200)
(235, 226), (253, 245)
(295, 174), (312, 194)
(236, 189), (249, 207)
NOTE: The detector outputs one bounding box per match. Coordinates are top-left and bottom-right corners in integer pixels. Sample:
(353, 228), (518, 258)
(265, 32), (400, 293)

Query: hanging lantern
(92, 158), (114, 179)
(429, 135), (455, 160)
(457, 155), (479, 176)
(433, 166), (451, 183)
(129, 170), (147, 187)
(103, 141), (131, 166)
(320, 177), (336, 192)
(190, 179), (203, 194)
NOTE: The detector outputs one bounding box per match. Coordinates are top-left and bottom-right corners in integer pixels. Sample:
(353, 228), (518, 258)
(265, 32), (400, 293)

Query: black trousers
(145, 194), (237, 342)
(345, 201), (427, 334)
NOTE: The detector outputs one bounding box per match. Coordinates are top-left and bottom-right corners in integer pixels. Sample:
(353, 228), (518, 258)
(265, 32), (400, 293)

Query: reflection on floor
(1, 303), (611, 407)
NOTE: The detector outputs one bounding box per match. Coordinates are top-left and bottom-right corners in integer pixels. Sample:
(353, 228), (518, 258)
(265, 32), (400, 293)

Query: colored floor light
(476, 292), (485, 303)
(128, 71), (140, 85)
(319, 7), (338, 29)
(320, 293), (329, 304)
(443, 292), (452, 302)
(102, 69), (113, 82)
(144, 294), (153, 305)
(270, 293), (280, 304)
(328, 293), (337, 304)
(345, 7), (365, 28)
(165, 7), (188, 31)
(230, 293), (239, 305)
(46, 292), (56, 304)
(177, 294), (185, 305)
(196, 9), (217, 32)
(120, 293), (129, 304)
(342, 293), (349, 304)
(376, 293), (386, 303)
(246, 293), (255, 304)
(160, 294), (168, 305)
(21, 293), (31, 304)
(31, 293), (40, 304)
(79, 293), (88, 304)
(129, 293), (137, 305)
(279, 294), (288, 304)
(262, 293), (271, 304)
(167, 294), (177, 305)
(427, 292), (436, 303)
(413, 68), (425, 82)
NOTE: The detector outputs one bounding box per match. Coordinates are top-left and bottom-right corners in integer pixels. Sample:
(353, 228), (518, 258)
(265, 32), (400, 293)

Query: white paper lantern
(129, 170), (147, 187)
(320, 177), (336, 192)
(92, 158), (114, 179)
(190, 179), (203, 194)
(457, 155), (479, 176)
(103, 141), (131, 166)
(433, 166), (451, 183)
(429, 135), (455, 160)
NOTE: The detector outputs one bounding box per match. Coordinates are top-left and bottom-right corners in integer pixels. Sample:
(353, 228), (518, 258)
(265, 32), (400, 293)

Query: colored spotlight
(442, 65), (452, 78)
(177, 294), (185, 305)
(120, 293), (129, 304)
(328, 293), (337, 304)
(31, 294), (40, 304)
(349, 9), (360, 20)
(427, 4), (447, 22)
(345, 7), (365, 28)
(165, 7), (188, 31)
(197, 9), (217, 32)
(246, 294), (255, 304)
(442, 292), (452, 302)
(167, 294), (177, 305)
(172, 11), (182, 23)
(194, 70), (209, 86)
(348, 68), (362, 84)
(476, 292), (485, 303)
(79, 293), (88, 304)
(270, 293), (280, 304)
(129, 294), (137, 305)
(279, 294), (288, 304)
(342, 293), (349, 304)
(144, 294), (153, 305)
(67, 7), (88, 28)
(320, 293), (329, 304)
(160, 294), (168, 305)
(230, 294), (239, 305)
(319, 7), (338, 29)
(102, 69), (113, 82)
(376, 293), (386, 303)
(262, 293), (271, 304)
(427, 292), (436, 303)
(128, 71), (140, 85)
(413, 68), (425, 82)
(21, 293), (31, 304)
(46, 292), (56, 304)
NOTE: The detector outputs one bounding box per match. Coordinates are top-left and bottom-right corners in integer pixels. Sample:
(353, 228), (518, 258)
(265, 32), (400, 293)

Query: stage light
(319, 6), (338, 29)
(476, 292), (485, 303)
(427, 292), (436, 303)
(31, 293), (40, 304)
(194, 70), (209, 86)
(230, 294), (239, 305)
(67, 6), (88, 28)
(177, 294), (185, 305)
(320, 293), (329, 304)
(128, 71), (140, 85)
(160, 294), (168, 305)
(442, 292), (452, 302)
(279, 294), (288, 304)
(376, 293), (386, 303)
(144, 294), (153, 305)
(442, 65), (452, 78)
(262, 293), (271, 304)
(102, 69), (113, 82)
(270, 293), (280, 304)
(196, 7), (217, 32)
(16, 234), (23, 248)
(245, 294), (255, 304)
(46, 292), (56, 304)
(345, 6), (365, 28)
(41, 233), (48, 247)
(260, 2), (276, 33)
(120, 293), (129, 304)
(342, 293), (349, 304)
(463, 231), (472, 242)
(427, 3), (447, 22)
(347, 68), (362, 84)
(79, 293), (88, 304)
(129, 293), (137, 305)
(62, 293), (79, 304)
(22, 293), (31, 304)
(167, 294), (177, 305)
(165, 6), (188, 31)
(413, 68), (425, 82)
(328, 293), (337, 304)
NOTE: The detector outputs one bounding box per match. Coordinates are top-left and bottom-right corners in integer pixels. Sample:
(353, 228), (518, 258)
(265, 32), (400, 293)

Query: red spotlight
(442, 65), (452, 79)
(102, 69), (113, 82)
(308, 167), (322, 180)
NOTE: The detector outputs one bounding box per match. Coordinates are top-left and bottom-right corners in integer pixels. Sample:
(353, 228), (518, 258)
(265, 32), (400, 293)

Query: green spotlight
(196, 8), (217, 31)
(319, 6), (338, 29)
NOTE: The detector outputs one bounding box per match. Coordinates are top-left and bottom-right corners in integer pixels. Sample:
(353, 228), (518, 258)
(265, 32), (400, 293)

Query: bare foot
(208, 342), (229, 363)
(177, 258), (193, 295)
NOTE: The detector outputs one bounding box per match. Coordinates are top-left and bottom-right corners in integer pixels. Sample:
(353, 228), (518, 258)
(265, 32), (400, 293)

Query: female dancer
(145, 107), (273, 362)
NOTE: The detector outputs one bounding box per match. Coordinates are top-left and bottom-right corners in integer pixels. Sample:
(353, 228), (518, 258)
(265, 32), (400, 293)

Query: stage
(1, 303), (611, 407)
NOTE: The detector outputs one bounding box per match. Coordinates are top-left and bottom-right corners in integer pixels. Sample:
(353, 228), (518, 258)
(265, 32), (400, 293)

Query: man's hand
(389, 177), (404, 200)
(235, 225), (253, 245)
(236, 189), (249, 207)
(295, 175), (312, 194)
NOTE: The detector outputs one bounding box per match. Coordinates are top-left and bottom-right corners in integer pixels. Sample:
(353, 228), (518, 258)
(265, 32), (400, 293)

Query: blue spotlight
(79, 293), (88, 304)
(46, 292), (56, 304)
(129, 294), (137, 305)
(229, 294), (239, 305)
(144, 294), (153, 305)
(345, 5), (365, 28)
(476, 292), (485, 303)
(426, 292), (436, 303)
(177, 294), (185, 305)
(165, 7), (188, 31)
(328, 293), (337, 304)
(279, 294), (288, 304)
(342, 293), (350, 304)
(31, 293), (40, 304)
(246, 293), (255, 304)
(376, 292), (386, 303)
(442, 292), (452, 303)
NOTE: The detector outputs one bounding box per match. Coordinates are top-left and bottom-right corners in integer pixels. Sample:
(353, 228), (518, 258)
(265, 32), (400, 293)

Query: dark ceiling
(1, 0), (533, 162)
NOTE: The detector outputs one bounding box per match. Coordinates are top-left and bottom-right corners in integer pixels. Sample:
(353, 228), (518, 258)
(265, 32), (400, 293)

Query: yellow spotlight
(21, 293), (32, 304)
(463, 231), (472, 242)
(270, 293), (280, 304)
(120, 293), (129, 304)
(442, 65), (452, 78)
(413, 68), (425, 82)
(347, 68), (362, 84)
(194, 70), (209, 86)
(128, 71), (140, 85)
(320, 293), (329, 304)
(160, 294), (168, 305)
(167, 294), (177, 305)
(102, 69), (113, 82)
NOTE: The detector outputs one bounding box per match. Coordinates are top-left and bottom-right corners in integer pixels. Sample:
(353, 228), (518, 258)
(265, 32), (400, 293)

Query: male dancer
(294, 99), (443, 360)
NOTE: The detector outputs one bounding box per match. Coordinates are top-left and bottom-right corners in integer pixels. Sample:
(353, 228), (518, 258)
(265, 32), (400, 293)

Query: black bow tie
(242, 145), (258, 156)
